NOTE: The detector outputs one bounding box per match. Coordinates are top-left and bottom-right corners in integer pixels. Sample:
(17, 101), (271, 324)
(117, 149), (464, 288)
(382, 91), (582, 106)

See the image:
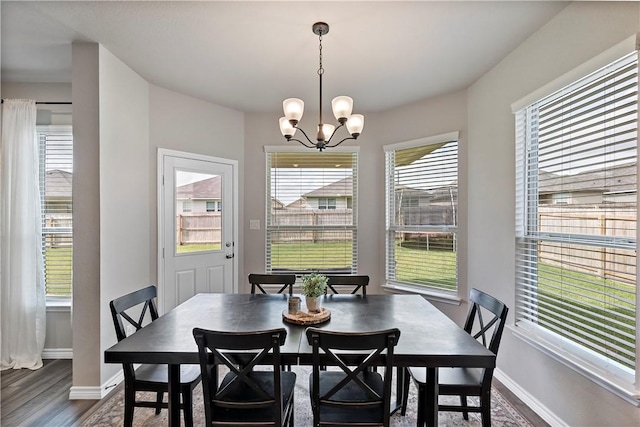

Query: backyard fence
(538, 206), (636, 282)
(177, 213), (222, 245)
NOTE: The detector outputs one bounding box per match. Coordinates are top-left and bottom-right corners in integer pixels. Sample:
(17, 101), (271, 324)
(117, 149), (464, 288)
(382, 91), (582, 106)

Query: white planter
(305, 296), (322, 313)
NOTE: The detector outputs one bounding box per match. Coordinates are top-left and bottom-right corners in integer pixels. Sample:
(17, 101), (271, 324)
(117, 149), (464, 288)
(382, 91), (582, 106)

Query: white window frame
(512, 36), (640, 402)
(383, 132), (460, 301)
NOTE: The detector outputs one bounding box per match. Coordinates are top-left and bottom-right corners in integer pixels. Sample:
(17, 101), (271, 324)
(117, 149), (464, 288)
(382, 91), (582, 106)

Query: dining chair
(249, 273), (297, 296)
(324, 275), (369, 295)
(305, 327), (401, 427)
(400, 288), (509, 427)
(192, 327), (296, 427)
(109, 285), (201, 427)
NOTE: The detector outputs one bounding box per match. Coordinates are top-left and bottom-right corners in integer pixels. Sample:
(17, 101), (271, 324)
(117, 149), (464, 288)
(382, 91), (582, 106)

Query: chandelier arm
(292, 126), (317, 146)
(289, 138), (317, 149)
(325, 135), (357, 148)
(324, 122), (345, 145)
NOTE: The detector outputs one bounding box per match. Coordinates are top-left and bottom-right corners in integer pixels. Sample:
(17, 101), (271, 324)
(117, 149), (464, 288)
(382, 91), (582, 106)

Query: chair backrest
(464, 288), (509, 386)
(193, 327), (288, 426)
(464, 288), (509, 354)
(305, 327), (401, 425)
(109, 285), (159, 379)
(249, 273), (297, 295)
(325, 275), (369, 295)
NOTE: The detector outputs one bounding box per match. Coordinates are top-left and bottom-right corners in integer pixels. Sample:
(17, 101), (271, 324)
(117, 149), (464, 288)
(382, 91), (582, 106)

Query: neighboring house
(539, 163), (637, 205)
(285, 197), (310, 209)
(175, 176), (222, 213)
(271, 198), (285, 210)
(43, 169), (72, 214)
(302, 177), (353, 210)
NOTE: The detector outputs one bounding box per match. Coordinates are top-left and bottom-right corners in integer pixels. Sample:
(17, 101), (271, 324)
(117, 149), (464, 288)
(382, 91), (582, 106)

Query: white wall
(97, 45), (151, 386)
(467, 2), (640, 425)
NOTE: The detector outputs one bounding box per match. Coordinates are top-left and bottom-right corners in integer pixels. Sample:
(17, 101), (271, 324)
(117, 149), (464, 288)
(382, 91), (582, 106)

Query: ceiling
(1, 1), (568, 114)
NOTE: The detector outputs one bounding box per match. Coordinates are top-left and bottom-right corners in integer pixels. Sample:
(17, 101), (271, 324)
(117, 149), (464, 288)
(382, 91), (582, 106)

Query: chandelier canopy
(279, 22), (364, 152)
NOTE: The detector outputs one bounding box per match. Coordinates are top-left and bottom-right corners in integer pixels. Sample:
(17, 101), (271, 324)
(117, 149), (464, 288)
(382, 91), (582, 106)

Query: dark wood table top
(104, 293), (495, 368)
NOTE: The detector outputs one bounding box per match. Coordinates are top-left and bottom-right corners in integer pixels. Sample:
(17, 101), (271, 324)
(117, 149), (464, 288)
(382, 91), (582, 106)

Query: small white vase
(305, 296), (322, 313)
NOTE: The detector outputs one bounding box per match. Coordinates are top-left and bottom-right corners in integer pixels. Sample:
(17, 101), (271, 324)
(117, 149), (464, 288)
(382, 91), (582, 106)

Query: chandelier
(279, 22), (364, 152)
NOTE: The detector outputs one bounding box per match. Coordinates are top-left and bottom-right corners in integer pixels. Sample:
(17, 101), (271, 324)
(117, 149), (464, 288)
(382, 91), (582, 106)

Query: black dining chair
(306, 327), (401, 427)
(324, 275), (369, 295)
(109, 285), (201, 427)
(192, 327), (296, 427)
(400, 288), (509, 427)
(249, 273), (297, 296)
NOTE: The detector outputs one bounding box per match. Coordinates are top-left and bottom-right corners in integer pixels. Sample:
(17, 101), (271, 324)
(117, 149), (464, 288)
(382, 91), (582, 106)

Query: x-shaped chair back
(464, 288), (509, 356)
(306, 327), (400, 426)
(249, 273), (297, 296)
(325, 275), (369, 295)
(193, 328), (288, 426)
(109, 285), (159, 378)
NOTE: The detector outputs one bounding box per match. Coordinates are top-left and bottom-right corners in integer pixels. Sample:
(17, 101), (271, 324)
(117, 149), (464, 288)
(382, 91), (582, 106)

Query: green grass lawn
(176, 243), (222, 253)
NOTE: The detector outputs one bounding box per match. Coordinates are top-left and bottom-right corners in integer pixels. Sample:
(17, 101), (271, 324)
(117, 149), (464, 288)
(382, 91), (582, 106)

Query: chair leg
(480, 391), (491, 427)
(124, 386), (135, 427)
(416, 382), (425, 427)
(400, 367), (410, 416)
(460, 394), (469, 420)
(182, 390), (194, 427)
(155, 391), (163, 415)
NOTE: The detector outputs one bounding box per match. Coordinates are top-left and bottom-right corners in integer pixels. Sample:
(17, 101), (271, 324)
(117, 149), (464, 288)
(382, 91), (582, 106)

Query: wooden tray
(282, 307), (331, 325)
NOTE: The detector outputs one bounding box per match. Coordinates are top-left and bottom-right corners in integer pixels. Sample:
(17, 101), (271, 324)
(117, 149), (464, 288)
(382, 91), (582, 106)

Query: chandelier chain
(318, 32), (324, 76)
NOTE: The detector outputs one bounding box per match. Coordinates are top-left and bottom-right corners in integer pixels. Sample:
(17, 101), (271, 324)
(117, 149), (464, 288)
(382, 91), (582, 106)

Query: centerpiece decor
(301, 273), (328, 313)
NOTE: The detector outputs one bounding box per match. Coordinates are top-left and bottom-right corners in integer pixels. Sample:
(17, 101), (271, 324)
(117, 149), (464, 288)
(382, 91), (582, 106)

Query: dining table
(104, 292), (495, 427)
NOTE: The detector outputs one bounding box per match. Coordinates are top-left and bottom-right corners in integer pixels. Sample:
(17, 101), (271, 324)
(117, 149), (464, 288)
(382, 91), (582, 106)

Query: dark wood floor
(1, 359), (549, 426)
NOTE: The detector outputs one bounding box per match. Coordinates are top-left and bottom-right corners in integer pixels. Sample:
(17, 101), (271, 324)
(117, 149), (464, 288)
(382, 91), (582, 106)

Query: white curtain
(0, 99), (46, 370)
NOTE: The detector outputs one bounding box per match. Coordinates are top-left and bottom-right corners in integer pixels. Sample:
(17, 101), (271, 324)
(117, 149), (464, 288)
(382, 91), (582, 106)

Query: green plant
(301, 273), (328, 297)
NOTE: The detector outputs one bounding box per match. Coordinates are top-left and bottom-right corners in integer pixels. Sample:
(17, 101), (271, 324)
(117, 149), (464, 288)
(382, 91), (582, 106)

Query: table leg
(424, 367), (438, 427)
(168, 364), (181, 427)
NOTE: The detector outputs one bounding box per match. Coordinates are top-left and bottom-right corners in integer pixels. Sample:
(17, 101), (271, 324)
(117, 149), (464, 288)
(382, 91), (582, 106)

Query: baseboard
(69, 369), (124, 400)
(494, 368), (567, 427)
(42, 348), (73, 359)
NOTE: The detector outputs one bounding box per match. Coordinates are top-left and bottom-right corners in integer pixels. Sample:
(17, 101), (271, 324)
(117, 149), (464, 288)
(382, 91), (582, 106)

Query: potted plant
(301, 273), (328, 312)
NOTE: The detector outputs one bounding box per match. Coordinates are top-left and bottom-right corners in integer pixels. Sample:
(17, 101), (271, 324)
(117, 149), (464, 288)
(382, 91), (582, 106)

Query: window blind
(515, 52), (637, 372)
(385, 136), (458, 292)
(265, 150), (358, 274)
(38, 126), (73, 298)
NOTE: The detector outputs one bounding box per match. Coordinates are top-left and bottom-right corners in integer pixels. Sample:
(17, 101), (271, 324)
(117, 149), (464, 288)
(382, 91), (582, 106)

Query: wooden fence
(538, 206), (636, 282)
(177, 213), (222, 245)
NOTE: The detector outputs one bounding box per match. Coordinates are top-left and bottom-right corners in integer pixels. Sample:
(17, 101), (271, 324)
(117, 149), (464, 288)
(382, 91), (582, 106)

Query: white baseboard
(69, 369), (124, 400)
(42, 348), (73, 359)
(494, 368), (567, 427)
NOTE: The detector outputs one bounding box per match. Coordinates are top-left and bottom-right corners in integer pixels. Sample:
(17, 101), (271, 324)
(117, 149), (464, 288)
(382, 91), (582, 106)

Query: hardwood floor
(1, 359), (549, 426)
(1, 359), (96, 427)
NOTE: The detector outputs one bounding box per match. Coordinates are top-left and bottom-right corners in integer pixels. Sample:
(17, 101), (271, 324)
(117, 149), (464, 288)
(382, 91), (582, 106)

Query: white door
(158, 149), (237, 314)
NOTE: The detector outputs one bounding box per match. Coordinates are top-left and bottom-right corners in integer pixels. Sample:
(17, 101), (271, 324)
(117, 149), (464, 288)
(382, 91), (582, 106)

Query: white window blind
(385, 134), (458, 293)
(266, 150), (358, 274)
(515, 51), (637, 374)
(38, 126), (73, 299)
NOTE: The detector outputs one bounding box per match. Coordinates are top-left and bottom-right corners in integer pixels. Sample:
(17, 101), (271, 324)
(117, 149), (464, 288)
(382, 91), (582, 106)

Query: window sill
(510, 323), (640, 406)
(381, 282), (461, 305)
(46, 300), (71, 312)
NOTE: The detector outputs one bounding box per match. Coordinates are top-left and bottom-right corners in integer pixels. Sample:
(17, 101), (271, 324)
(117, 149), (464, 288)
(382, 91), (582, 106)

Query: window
(206, 201), (216, 212)
(265, 148), (358, 274)
(318, 198), (336, 210)
(182, 200), (192, 212)
(515, 52), (637, 383)
(38, 126), (73, 299)
(384, 133), (459, 294)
